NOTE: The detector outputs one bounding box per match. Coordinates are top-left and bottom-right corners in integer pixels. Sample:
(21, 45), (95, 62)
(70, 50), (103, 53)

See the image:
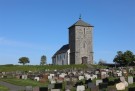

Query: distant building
(52, 18), (94, 65)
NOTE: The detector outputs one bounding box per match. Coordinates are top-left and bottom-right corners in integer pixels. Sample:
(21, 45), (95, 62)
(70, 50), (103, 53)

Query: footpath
(0, 81), (25, 91)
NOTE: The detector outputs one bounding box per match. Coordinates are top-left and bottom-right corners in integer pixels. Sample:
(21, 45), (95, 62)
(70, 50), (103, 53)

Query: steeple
(79, 14), (82, 20)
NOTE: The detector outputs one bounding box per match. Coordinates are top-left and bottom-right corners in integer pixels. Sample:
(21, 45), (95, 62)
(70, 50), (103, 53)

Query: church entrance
(82, 56), (88, 64)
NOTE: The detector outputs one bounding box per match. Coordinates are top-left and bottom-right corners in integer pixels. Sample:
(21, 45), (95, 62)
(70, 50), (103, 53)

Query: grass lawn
(0, 84), (9, 91)
(0, 78), (49, 87)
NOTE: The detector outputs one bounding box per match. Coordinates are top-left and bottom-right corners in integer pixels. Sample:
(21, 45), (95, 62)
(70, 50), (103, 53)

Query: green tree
(113, 50), (135, 66)
(98, 59), (106, 65)
(18, 57), (30, 65)
(40, 55), (46, 65)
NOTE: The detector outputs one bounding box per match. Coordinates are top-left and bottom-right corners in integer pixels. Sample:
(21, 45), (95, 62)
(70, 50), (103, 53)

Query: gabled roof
(69, 19), (93, 28)
(52, 44), (69, 58)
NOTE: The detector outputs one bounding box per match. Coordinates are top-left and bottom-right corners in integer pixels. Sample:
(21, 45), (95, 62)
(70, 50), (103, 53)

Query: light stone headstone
(79, 76), (84, 80)
(51, 89), (61, 91)
(22, 75), (27, 80)
(32, 87), (39, 91)
(128, 76), (133, 84)
(116, 82), (125, 90)
(48, 84), (54, 89)
(76, 85), (85, 91)
(34, 77), (39, 81)
(25, 86), (32, 91)
(120, 76), (125, 82)
(96, 79), (102, 86)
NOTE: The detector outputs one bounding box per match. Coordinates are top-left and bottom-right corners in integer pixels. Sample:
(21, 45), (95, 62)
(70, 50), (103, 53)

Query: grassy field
(0, 64), (108, 72)
(0, 84), (9, 91)
(0, 78), (48, 87)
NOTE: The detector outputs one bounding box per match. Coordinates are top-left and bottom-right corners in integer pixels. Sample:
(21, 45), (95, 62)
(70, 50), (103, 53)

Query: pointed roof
(52, 44), (69, 58)
(69, 19), (94, 29)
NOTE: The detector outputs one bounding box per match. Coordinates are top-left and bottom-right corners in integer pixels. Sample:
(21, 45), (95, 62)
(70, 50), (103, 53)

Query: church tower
(68, 18), (94, 64)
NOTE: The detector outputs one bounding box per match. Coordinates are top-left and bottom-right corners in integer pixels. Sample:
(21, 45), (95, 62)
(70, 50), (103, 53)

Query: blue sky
(0, 0), (135, 65)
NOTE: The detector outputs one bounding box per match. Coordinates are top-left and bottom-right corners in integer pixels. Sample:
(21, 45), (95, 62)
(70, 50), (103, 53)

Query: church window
(83, 43), (85, 48)
(84, 28), (85, 34)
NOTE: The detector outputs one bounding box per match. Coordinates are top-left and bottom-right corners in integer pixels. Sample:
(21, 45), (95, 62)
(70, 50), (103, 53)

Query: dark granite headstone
(108, 86), (117, 91)
(114, 78), (120, 84)
(88, 82), (96, 89)
(85, 79), (92, 84)
(128, 87), (135, 91)
(54, 83), (62, 89)
(108, 81), (115, 86)
(99, 83), (108, 90)
(133, 77), (135, 82)
(91, 86), (99, 91)
(103, 78), (109, 83)
(39, 87), (48, 91)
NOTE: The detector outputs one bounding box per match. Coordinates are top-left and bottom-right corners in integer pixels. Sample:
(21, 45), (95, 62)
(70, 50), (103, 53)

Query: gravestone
(79, 76), (84, 80)
(34, 77), (40, 81)
(103, 78), (109, 83)
(128, 87), (135, 91)
(96, 79), (102, 86)
(22, 74), (27, 80)
(25, 86), (32, 91)
(85, 79), (92, 84)
(33, 87), (39, 91)
(107, 86), (117, 91)
(54, 83), (62, 89)
(99, 83), (108, 90)
(120, 76), (125, 82)
(114, 78), (120, 84)
(128, 76), (133, 84)
(48, 84), (54, 89)
(108, 81), (115, 86)
(87, 82), (96, 89)
(51, 89), (60, 91)
(91, 86), (99, 91)
(116, 82), (125, 90)
(76, 85), (85, 91)
(39, 87), (48, 91)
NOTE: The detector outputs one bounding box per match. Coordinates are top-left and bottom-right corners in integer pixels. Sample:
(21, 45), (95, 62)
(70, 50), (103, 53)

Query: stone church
(52, 18), (94, 65)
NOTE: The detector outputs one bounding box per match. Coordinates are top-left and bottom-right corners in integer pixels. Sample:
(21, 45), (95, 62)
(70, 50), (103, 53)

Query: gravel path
(0, 81), (25, 91)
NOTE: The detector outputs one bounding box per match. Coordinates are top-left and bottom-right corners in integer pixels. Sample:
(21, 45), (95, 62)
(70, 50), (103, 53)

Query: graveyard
(0, 64), (135, 91)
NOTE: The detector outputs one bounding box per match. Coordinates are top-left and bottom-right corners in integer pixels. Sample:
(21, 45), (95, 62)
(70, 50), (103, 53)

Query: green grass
(0, 84), (9, 91)
(0, 64), (89, 72)
(0, 78), (48, 87)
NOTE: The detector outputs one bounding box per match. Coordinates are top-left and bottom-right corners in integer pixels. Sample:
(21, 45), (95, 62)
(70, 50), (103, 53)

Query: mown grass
(0, 78), (48, 87)
(0, 84), (9, 91)
(0, 64), (91, 72)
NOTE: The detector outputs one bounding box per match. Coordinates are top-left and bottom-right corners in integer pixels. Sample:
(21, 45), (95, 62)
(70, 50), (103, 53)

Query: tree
(113, 50), (135, 66)
(98, 59), (106, 65)
(40, 55), (46, 65)
(18, 57), (30, 65)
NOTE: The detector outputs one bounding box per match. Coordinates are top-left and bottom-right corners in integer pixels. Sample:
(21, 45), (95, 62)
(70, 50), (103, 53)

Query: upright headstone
(96, 79), (103, 86)
(25, 86), (32, 91)
(48, 84), (54, 89)
(40, 87), (48, 91)
(128, 87), (135, 91)
(33, 87), (39, 91)
(128, 76), (133, 84)
(76, 85), (85, 91)
(108, 86), (117, 91)
(116, 82), (125, 91)
(120, 76), (125, 82)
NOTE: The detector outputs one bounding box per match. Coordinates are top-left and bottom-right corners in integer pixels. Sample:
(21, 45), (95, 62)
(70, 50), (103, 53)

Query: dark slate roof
(69, 19), (93, 28)
(52, 44), (69, 58)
